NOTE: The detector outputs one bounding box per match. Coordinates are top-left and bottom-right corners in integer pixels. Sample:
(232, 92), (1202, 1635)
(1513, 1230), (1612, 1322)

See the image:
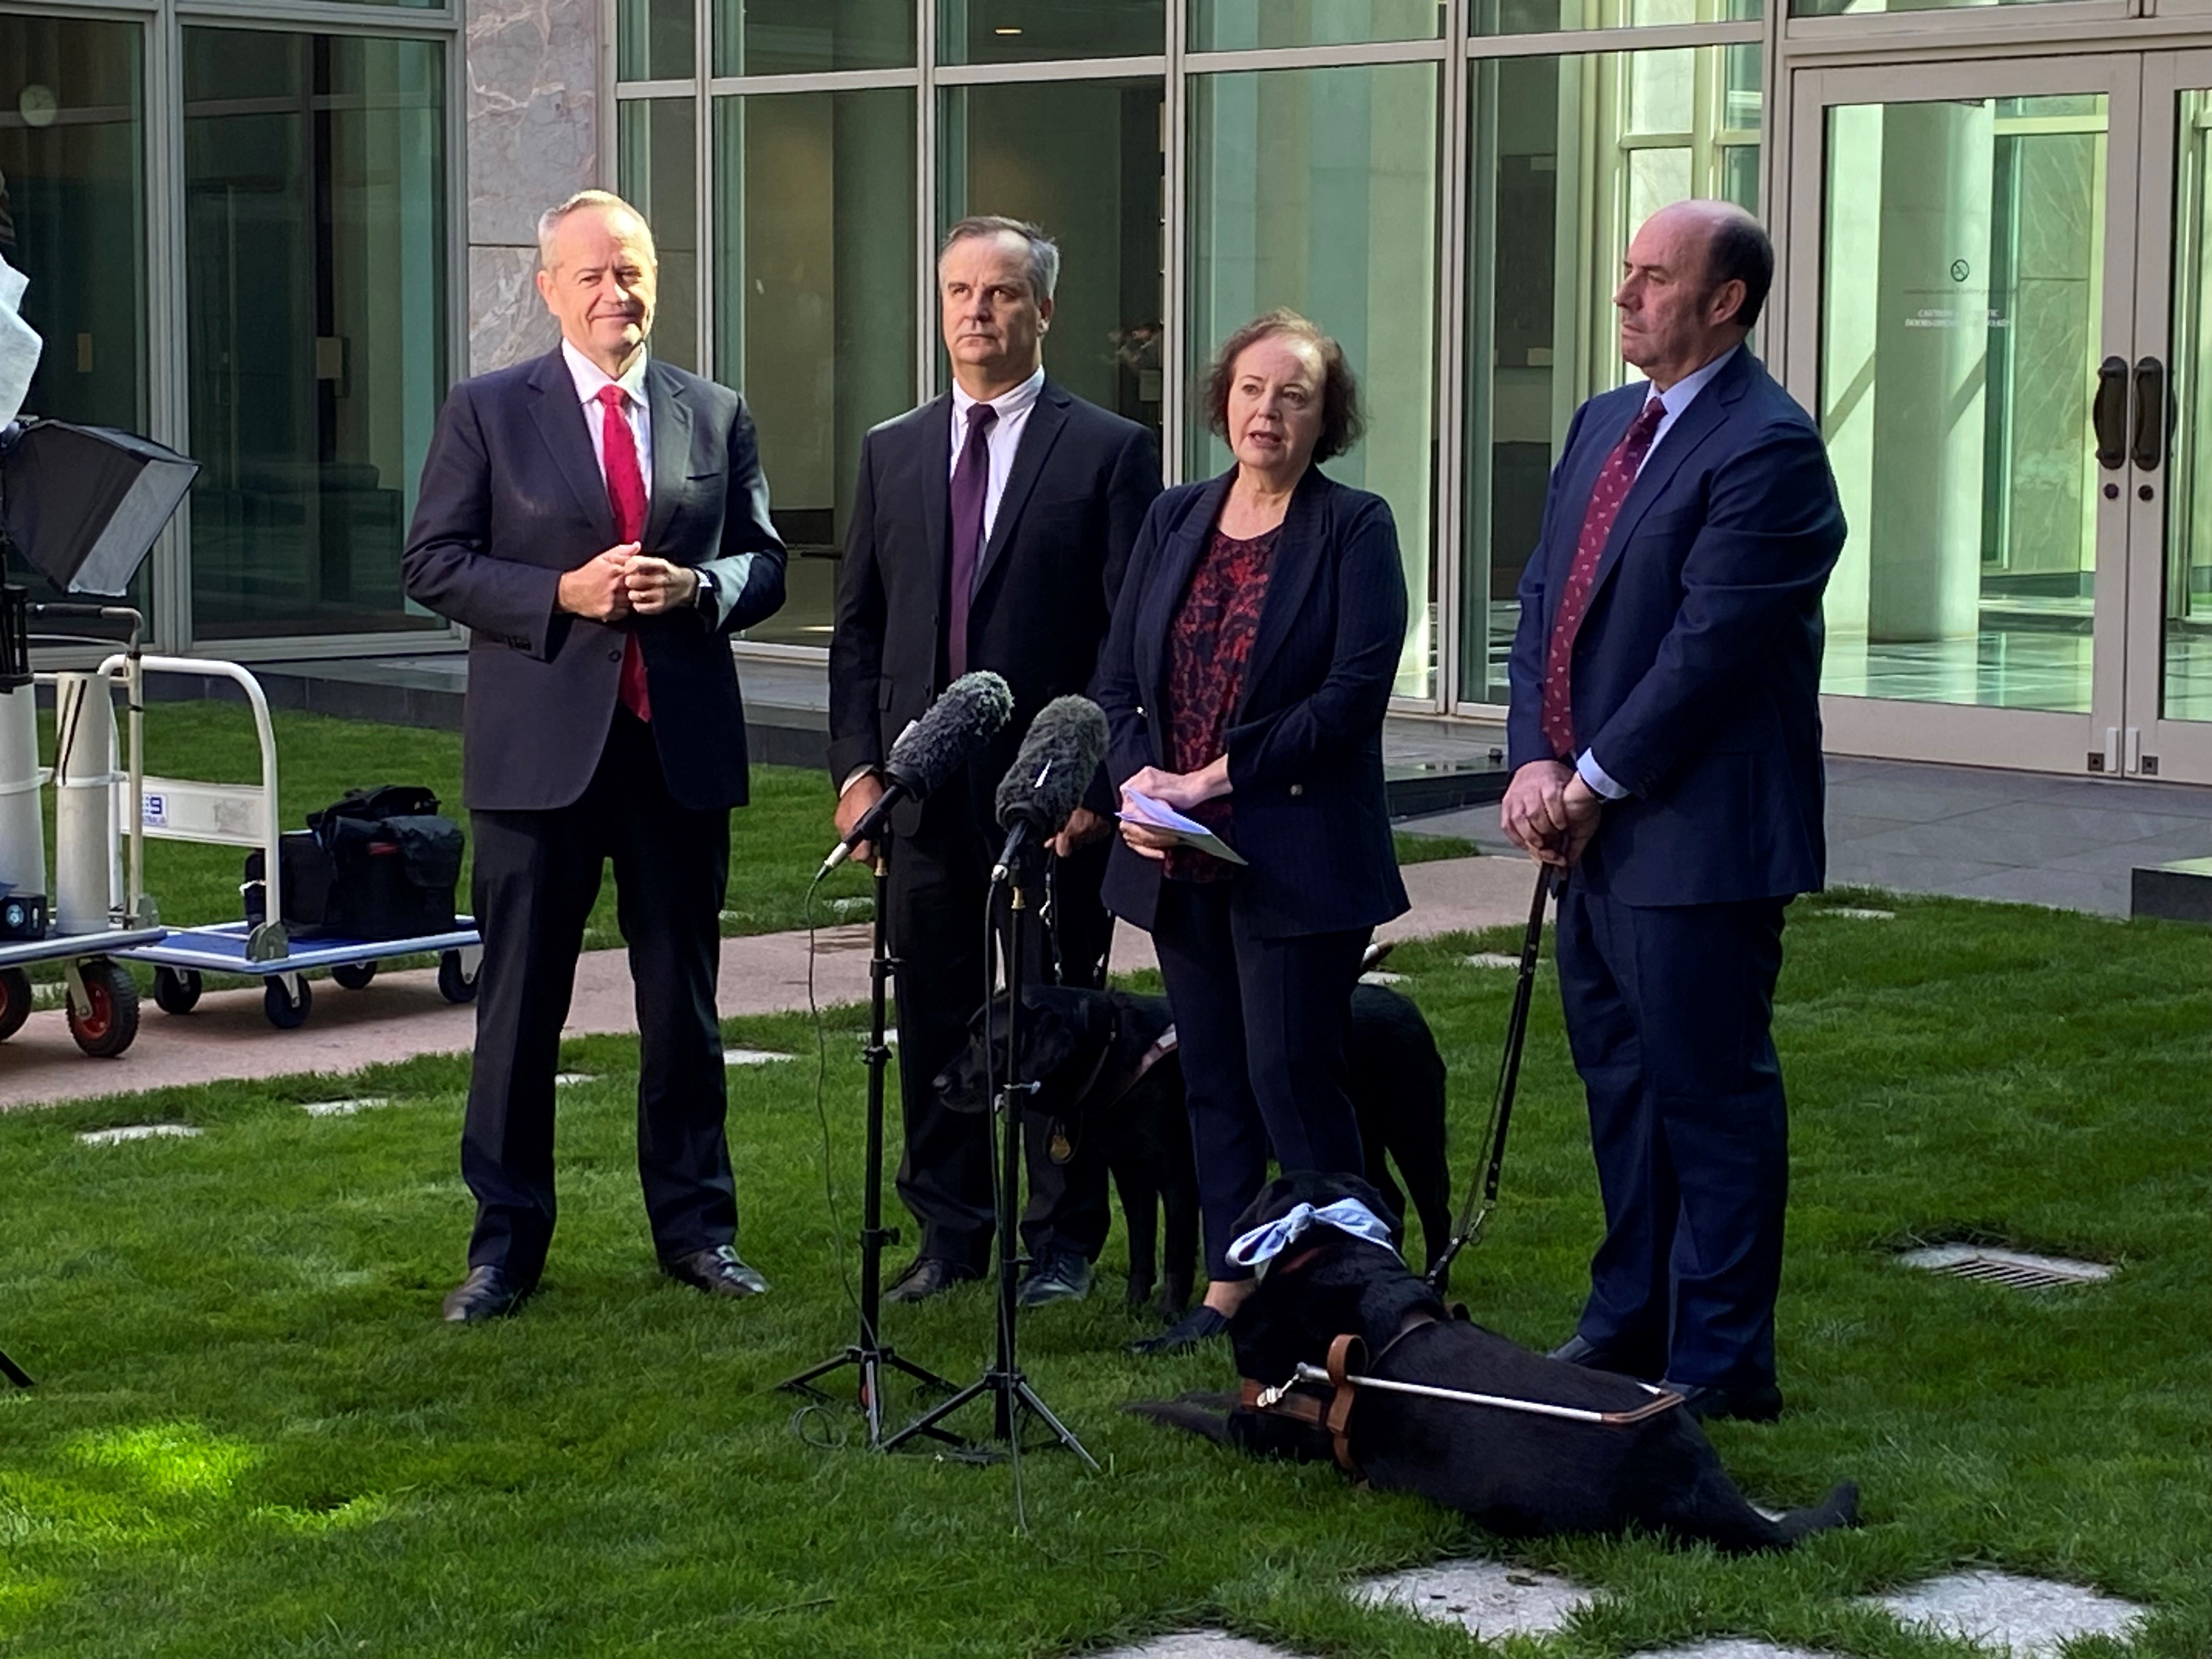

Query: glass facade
(181, 29), (449, 641)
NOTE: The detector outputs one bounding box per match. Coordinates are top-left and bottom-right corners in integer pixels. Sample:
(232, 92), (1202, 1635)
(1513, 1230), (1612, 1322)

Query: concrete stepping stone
(1871, 1570), (2147, 1657)
(300, 1097), (392, 1118)
(1815, 906), (1894, 921)
(723, 1049), (793, 1066)
(1643, 1641), (1832, 1659)
(78, 1124), (200, 1146)
(1355, 1558), (1593, 1638)
(1463, 952), (1521, 969)
(1359, 969), (1407, 985)
(1085, 1636), (1307, 1659)
(554, 1072), (595, 1086)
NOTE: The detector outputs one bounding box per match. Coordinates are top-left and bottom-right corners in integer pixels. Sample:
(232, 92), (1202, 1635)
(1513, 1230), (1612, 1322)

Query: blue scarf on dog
(1226, 1198), (1399, 1277)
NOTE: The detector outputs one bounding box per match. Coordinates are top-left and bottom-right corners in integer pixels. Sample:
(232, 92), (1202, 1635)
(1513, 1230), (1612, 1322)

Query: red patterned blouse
(1160, 522), (1282, 881)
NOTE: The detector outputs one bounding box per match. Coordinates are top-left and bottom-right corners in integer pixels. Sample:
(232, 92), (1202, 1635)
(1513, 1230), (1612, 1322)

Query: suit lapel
(527, 349), (617, 545)
(1138, 471), (1233, 710)
(1237, 466), (1330, 710)
(971, 381), (1069, 601)
(917, 393), (953, 622)
(641, 360), (691, 550)
(1582, 349), (1754, 608)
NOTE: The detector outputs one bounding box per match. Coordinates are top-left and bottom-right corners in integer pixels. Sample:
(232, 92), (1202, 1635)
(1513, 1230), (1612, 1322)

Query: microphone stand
(779, 851), (960, 1448)
(883, 842), (1097, 1471)
(1, 1347), (29, 1389)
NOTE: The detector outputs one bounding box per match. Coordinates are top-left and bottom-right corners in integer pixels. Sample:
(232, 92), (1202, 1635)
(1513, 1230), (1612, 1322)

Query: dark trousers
(462, 709), (735, 1284)
(1555, 880), (1790, 1391)
(884, 791), (1114, 1272)
(1149, 879), (1368, 1281)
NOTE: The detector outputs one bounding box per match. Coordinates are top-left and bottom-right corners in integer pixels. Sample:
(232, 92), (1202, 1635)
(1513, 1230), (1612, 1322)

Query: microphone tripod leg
(778, 856), (960, 1448)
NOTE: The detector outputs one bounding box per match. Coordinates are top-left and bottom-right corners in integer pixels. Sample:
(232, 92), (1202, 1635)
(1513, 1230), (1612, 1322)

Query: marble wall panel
(470, 244), (557, 374)
(466, 0), (600, 249)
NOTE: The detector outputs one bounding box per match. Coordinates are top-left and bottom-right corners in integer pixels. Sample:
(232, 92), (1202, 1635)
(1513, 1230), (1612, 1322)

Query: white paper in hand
(1118, 788), (1248, 866)
(0, 252), (41, 428)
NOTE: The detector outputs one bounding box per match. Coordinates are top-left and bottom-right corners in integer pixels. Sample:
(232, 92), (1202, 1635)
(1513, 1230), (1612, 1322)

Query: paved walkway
(0, 856), (1543, 1112)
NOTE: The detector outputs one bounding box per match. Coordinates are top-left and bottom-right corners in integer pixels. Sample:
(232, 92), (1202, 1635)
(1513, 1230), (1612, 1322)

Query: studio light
(0, 416), (198, 595)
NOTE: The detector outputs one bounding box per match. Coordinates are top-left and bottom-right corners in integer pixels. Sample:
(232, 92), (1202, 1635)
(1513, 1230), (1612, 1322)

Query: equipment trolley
(106, 655), (481, 1030)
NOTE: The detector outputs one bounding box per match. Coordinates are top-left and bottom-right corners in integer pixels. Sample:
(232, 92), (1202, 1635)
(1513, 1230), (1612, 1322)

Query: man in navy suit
(404, 190), (787, 1322)
(1500, 201), (1844, 1421)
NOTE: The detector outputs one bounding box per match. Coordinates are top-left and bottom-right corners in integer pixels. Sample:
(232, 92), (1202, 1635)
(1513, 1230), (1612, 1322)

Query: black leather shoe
(884, 1256), (981, 1304)
(1663, 1379), (1785, 1424)
(663, 1245), (770, 1299)
(442, 1265), (529, 1323)
(1017, 1252), (1094, 1308)
(1128, 1304), (1230, 1355)
(1550, 1333), (1660, 1379)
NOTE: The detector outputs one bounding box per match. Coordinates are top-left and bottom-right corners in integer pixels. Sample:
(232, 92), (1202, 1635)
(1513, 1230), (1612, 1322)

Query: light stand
(779, 854), (959, 1448)
(883, 847), (1097, 1470)
(1, 1348), (27, 1388)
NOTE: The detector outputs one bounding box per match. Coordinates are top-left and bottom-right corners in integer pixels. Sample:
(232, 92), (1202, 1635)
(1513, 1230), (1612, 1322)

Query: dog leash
(1426, 864), (1560, 1291)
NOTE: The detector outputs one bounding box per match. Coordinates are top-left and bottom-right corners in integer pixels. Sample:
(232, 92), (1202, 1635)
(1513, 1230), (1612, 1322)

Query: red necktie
(1538, 397), (1666, 759)
(595, 383), (652, 724)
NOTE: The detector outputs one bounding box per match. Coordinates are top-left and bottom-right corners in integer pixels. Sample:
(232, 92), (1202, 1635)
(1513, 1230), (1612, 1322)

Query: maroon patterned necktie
(1538, 397), (1667, 759)
(595, 383), (652, 723)
(946, 402), (997, 681)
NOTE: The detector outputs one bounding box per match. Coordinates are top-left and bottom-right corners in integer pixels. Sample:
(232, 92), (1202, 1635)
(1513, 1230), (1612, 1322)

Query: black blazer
(1504, 348), (1844, 906)
(402, 349), (786, 814)
(827, 378), (1160, 831)
(1096, 466), (1411, 940)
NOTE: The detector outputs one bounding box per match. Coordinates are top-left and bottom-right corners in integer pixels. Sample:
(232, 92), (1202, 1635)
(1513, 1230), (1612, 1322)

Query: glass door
(2128, 50), (2212, 783)
(1785, 57), (2141, 774)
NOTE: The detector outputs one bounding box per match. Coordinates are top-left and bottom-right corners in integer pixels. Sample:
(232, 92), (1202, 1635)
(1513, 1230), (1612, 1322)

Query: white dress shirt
(1578, 345), (1740, 800)
(949, 364), (1046, 544)
(561, 339), (652, 504)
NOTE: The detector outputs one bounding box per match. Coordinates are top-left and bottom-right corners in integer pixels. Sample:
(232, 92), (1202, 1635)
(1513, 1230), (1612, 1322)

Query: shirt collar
(562, 338), (651, 409)
(952, 364), (1046, 426)
(1645, 343), (1738, 419)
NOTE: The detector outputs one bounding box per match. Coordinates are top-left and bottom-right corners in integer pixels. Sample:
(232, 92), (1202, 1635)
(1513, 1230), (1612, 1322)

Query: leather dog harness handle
(1243, 1328), (1683, 1468)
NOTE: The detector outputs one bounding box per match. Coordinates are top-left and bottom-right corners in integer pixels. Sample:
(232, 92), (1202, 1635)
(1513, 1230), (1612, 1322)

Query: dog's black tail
(1122, 1391), (1238, 1445)
(1660, 1468), (1861, 1554)
(1767, 1480), (1861, 1547)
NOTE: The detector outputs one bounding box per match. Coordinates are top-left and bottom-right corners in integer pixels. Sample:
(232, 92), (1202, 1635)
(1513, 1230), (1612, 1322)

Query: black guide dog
(1128, 1172), (1861, 1553)
(935, 980), (1452, 1321)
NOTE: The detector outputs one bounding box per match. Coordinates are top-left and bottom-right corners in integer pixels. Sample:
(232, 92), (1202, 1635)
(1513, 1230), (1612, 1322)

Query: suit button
(608, 648), (622, 662)
(1289, 783), (1305, 797)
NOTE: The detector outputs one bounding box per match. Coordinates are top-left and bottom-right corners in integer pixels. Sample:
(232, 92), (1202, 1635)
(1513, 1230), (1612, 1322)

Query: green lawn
(2, 889), (2208, 1657)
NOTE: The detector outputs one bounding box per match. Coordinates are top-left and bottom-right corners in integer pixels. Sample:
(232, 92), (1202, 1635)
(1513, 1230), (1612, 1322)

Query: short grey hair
(537, 189), (657, 269)
(939, 215), (1059, 302)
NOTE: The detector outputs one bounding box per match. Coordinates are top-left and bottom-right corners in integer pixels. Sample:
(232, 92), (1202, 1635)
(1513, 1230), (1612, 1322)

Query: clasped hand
(1499, 759), (1604, 868)
(558, 543), (698, 621)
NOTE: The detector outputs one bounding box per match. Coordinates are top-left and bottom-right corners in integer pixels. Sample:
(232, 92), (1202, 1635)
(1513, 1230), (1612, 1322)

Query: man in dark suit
(828, 216), (1160, 1307)
(403, 189), (786, 1322)
(1500, 201), (1844, 1421)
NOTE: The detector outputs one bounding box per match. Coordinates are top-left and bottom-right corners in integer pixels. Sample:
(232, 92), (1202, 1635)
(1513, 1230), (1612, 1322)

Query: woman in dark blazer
(1094, 309), (1409, 1352)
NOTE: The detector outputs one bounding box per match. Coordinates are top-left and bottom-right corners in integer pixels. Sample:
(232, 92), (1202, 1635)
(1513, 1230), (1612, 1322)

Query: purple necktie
(947, 402), (997, 680)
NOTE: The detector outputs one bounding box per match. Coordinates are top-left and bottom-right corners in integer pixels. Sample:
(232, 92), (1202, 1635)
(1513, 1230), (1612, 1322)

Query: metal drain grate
(1899, 1245), (2112, 1288)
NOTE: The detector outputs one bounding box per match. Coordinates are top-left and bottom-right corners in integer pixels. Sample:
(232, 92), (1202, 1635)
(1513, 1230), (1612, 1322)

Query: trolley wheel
(437, 950), (478, 1005)
(152, 966), (203, 1015)
(0, 967), (31, 1042)
(264, 975), (313, 1030)
(66, 959), (139, 1059)
(331, 962), (377, 991)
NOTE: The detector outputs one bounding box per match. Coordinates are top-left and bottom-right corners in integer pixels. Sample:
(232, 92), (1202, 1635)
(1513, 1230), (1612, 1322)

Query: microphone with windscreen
(991, 695), (1109, 883)
(819, 669), (1013, 878)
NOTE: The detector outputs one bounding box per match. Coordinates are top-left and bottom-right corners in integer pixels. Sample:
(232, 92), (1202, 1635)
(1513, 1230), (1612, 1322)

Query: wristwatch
(693, 567), (718, 614)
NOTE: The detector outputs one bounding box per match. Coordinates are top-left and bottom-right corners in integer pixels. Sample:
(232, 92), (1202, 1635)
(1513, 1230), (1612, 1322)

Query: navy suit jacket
(1098, 466), (1411, 939)
(826, 379), (1159, 833)
(1505, 348), (1844, 907)
(402, 348), (786, 814)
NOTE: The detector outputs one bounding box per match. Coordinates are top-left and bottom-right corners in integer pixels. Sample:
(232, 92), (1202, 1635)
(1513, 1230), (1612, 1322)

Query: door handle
(2132, 356), (2168, 472)
(2094, 356), (2129, 469)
